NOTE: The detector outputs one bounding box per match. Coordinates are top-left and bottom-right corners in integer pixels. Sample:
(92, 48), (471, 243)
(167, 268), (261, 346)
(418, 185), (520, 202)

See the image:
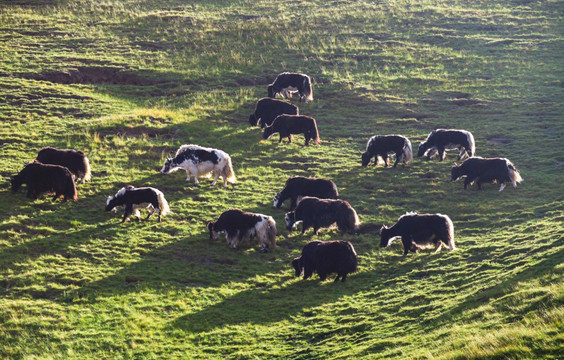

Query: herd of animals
(9, 72), (524, 283)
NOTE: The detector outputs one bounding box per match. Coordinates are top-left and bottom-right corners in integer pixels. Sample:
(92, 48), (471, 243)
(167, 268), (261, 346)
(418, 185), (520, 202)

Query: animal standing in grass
(274, 176), (339, 211)
(11, 161), (77, 201)
(292, 240), (358, 282)
(285, 196), (360, 235)
(161, 144), (236, 186)
(267, 72), (313, 103)
(105, 186), (170, 223)
(451, 157), (522, 191)
(418, 129), (475, 161)
(361, 134), (413, 167)
(380, 212), (456, 256)
(35, 146), (91, 183)
(248, 97), (299, 128)
(207, 209), (277, 252)
(262, 115), (321, 146)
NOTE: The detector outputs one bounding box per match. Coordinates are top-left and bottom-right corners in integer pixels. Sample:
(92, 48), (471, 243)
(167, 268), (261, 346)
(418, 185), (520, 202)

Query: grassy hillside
(1, 0), (563, 358)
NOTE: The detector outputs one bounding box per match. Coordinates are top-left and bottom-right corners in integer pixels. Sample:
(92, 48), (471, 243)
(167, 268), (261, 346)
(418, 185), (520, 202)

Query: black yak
(380, 212), (456, 256)
(10, 161), (78, 201)
(451, 157), (522, 191)
(274, 176), (339, 211)
(292, 240), (358, 282)
(361, 134), (413, 167)
(105, 186), (170, 222)
(262, 115), (321, 146)
(418, 129), (475, 161)
(35, 146), (91, 183)
(248, 97), (299, 128)
(267, 72), (313, 103)
(285, 197), (360, 235)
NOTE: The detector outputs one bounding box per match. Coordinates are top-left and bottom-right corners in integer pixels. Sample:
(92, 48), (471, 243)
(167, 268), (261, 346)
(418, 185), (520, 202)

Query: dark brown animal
(285, 196), (360, 235)
(418, 129), (476, 161)
(36, 146), (91, 183)
(248, 98), (299, 128)
(361, 135), (413, 167)
(451, 157), (522, 191)
(10, 161), (78, 201)
(262, 115), (321, 146)
(267, 72), (313, 103)
(274, 176), (338, 210)
(292, 240), (358, 282)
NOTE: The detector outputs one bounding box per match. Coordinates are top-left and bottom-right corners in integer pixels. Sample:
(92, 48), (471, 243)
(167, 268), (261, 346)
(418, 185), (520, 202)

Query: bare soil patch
(24, 67), (161, 86)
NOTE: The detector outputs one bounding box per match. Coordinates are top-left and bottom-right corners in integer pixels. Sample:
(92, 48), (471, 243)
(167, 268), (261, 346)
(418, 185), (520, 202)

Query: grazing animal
(10, 160), (77, 201)
(285, 196), (360, 235)
(161, 144), (236, 186)
(451, 157), (523, 191)
(207, 209), (277, 252)
(361, 135), (413, 167)
(292, 240), (358, 282)
(105, 186), (170, 223)
(274, 176), (339, 211)
(418, 129), (475, 161)
(267, 72), (313, 103)
(262, 115), (321, 146)
(248, 98), (299, 128)
(380, 212), (456, 256)
(35, 146), (91, 183)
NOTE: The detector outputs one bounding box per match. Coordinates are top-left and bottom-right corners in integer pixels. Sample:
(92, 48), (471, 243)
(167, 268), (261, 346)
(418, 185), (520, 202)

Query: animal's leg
(279, 134), (283, 143)
(439, 147), (446, 161)
(313, 227), (319, 235)
(393, 152), (401, 167)
(145, 207), (155, 220)
(512, 179), (518, 188)
(463, 176), (476, 190)
(383, 154), (389, 167)
(457, 148), (466, 161)
(193, 173), (199, 185)
(211, 172), (220, 186)
(402, 237), (410, 256)
(52, 193), (60, 201)
(305, 136), (310, 146)
(319, 273), (328, 281)
(290, 197), (297, 211)
(334, 275), (341, 282)
(499, 182), (506, 192)
(185, 170), (191, 183)
(476, 180), (482, 190)
(301, 221), (309, 235)
(434, 242), (442, 253)
(341, 273), (347, 282)
(122, 205), (133, 223)
(288, 134), (293, 143)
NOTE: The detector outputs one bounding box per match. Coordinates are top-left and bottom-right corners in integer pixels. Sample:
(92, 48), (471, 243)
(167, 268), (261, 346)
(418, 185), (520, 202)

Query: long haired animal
(161, 144), (236, 186)
(451, 157), (522, 191)
(274, 176), (339, 210)
(285, 196), (360, 236)
(10, 161), (77, 201)
(35, 146), (91, 183)
(105, 186), (170, 222)
(267, 72), (313, 103)
(248, 97), (299, 128)
(207, 209), (277, 252)
(262, 115), (321, 146)
(380, 212), (456, 256)
(361, 134), (413, 167)
(292, 240), (358, 282)
(418, 129), (475, 161)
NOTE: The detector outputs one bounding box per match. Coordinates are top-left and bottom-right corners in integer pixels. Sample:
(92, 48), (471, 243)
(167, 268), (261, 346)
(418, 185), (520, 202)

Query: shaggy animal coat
(207, 209), (277, 252)
(418, 129), (475, 161)
(10, 161), (77, 201)
(380, 212), (456, 256)
(361, 135), (413, 167)
(451, 157), (522, 191)
(292, 240), (358, 282)
(267, 72), (313, 103)
(105, 186), (170, 223)
(262, 115), (321, 146)
(274, 176), (339, 211)
(285, 197), (360, 235)
(248, 97), (299, 128)
(161, 144), (236, 186)
(36, 146), (91, 183)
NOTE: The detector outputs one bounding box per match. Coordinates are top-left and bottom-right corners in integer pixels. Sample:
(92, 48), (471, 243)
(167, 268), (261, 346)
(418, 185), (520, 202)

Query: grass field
(1, 0), (563, 358)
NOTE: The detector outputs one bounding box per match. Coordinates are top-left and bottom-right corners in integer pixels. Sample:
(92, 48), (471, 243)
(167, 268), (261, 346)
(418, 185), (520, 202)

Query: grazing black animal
(248, 98), (299, 128)
(35, 146), (91, 183)
(380, 212), (456, 256)
(285, 196), (360, 235)
(292, 240), (358, 282)
(451, 157), (522, 191)
(274, 176), (339, 211)
(105, 186), (170, 222)
(267, 72), (313, 103)
(10, 160), (78, 201)
(262, 115), (321, 146)
(418, 129), (475, 161)
(207, 209), (276, 252)
(361, 135), (413, 167)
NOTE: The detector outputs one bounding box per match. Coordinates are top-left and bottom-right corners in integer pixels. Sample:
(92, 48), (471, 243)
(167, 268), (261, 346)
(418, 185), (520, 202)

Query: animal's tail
(466, 131), (476, 158)
(304, 76), (313, 102)
(401, 138), (413, 164)
(68, 178), (78, 201)
(444, 214), (456, 250)
(157, 190), (171, 216)
(311, 119), (321, 144)
(223, 155), (237, 184)
(346, 242), (358, 273)
(265, 216), (277, 249)
(82, 156), (92, 182)
(506, 160), (523, 186)
(348, 205), (361, 234)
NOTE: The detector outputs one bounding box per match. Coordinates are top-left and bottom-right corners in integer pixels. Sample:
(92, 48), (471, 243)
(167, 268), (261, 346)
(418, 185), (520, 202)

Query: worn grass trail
(0, 0), (563, 359)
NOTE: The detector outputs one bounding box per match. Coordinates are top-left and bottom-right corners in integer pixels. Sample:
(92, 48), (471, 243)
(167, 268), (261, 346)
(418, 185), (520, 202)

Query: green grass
(1, 0), (563, 358)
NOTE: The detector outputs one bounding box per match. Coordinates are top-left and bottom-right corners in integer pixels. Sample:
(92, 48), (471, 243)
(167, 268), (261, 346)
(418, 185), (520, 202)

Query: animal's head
(273, 193), (282, 208)
(417, 142), (428, 157)
(160, 157), (174, 174)
(451, 164), (462, 182)
(291, 257), (303, 277)
(379, 225), (391, 248)
(262, 126), (274, 140)
(248, 114), (257, 126)
(105, 196), (117, 212)
(267, 85), (275, 98)
(361, 151), (371, 167)
(10, 173), (24, 193)
(207, 221), (219, 240)
(285, 212), (297, 231)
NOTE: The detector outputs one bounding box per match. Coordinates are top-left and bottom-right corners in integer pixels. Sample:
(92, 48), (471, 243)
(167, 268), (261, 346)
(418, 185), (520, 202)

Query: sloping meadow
(0, 0), (563, 358)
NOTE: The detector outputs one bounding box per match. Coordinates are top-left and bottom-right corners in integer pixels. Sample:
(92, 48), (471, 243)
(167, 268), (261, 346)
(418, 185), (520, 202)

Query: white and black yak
(451, 157), (522, 191)
(380, 212), (456, 256)
(105, 186), (170, 223)
(292, 240), (358, 282)
(35, 146), (91, 183)
(262, 115), (321, 146)
(207, 209), (277, 252)
(274, 176), (339, 211)
(11, 161), (78, 201)
(267, 72), (313, 103)
(418, 129), (475, 161)
(161, 144), (236, 186)
(285, 196), (360, 236)
(248, 97), (299, 128)
(361, 134), (413, 167)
